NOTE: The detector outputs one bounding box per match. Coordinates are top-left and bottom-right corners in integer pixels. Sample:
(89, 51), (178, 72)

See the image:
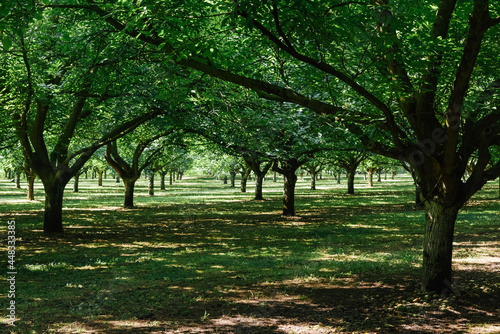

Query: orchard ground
(0, 173), (499, 333)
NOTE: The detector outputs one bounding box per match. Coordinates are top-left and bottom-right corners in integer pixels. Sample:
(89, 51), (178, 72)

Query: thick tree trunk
(43, 182), (65, 233)
(347, 167), (355, 195)
(283, 173), (297, 216)
(73, 174), (80, 193)
(27, 174), (36, 201)
(422, 201), (460, 294)
(273, 171), (277, 182)
(337, 172), (341, 184)
(123, 179), (137, 208)
(149, 173), (155, 196)
(116, 175), (120, 183)
(254, 174), (265, 200)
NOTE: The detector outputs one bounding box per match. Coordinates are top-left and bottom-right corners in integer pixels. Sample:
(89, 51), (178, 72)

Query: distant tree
(105, 126), (176, 208)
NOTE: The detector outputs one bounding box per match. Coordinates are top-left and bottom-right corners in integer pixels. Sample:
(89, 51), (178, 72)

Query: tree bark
(283, 172), (297, 216)
(310, 169), (317, 190)
(422, 201), (460, 294)
(123, 179), (137, 208)
(241, 167), (251, 193)
(368, 168), (374, 187)
(254, 173), (265, 200)
(149, 173), (154, 196)
(160, 172), (166, 190)
(230, 171), (236, 188)
(73, 174), (80, 193)
(347, 167), (356, 195)
(15, 172), (21, 189)
(43, 181), (65, 233)
(27, 173), (36, 201)
(415, 183), (424, 208)
(98, 171), (103, 186)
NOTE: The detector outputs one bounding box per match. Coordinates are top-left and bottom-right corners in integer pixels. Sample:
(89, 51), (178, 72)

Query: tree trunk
(415, 184), (424, 208)
(230, 171), (236, 188)
(422, 201), (460, 294)
(98, 171), (103, 186)
(273, 171), (277, 182)
(347, 167), (355, 195)
(368, 169), (374, 187)
(73, 174), (80, 193)
(337, 172), (341, 184)
(241, 168), (251, 193)
(116, 174), (120, 183)
(377, 169), (382, 182)
(223, 175), (228, 184)
(170, 171), (173, 185)
(43, 182), (65, 233)
(123, 179), (137, 208)
(27, 174), (36, 201)
(310, 169), (316, 190)
(254, 174), (265, 200)
(15, 172), (21, 189)
(149, 173), (155, 196)
(283, 172), (297, 216)
(160, 172), (166, 190)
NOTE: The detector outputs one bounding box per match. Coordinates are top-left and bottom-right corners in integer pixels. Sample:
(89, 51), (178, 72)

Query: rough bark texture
(422, 201), (460, 294)
(123, 179), (137, 208)
(43, 182), (65, 233)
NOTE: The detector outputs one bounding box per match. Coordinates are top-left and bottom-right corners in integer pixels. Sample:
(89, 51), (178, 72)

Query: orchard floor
(0, 175), (499, 333)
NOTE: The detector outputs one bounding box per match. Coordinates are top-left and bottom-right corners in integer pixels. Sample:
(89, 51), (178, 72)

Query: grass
(0, 173), (499, 333)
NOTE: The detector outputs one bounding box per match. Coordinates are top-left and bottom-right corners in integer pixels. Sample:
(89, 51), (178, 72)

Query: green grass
(0, 173), (499, 333)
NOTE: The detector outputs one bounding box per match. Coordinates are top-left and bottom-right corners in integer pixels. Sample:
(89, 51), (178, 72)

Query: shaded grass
(0, 174), (499, 333)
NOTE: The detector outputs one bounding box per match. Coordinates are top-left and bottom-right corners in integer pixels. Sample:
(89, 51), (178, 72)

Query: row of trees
(1, 0), (499, 294)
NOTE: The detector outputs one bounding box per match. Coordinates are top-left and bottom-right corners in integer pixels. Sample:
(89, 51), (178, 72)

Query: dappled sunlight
(1, 175), (498, 333)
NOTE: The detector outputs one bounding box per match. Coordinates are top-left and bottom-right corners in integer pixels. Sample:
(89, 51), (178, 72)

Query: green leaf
(2, 34), (12, 50)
